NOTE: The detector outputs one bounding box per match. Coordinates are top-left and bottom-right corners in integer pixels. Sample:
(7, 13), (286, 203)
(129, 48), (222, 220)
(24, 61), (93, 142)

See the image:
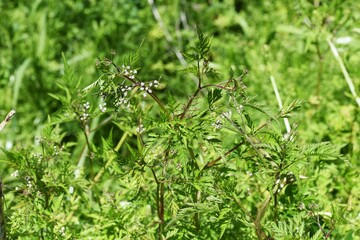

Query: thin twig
(204, 141), (244, 169)
(0, 110), (16, 132)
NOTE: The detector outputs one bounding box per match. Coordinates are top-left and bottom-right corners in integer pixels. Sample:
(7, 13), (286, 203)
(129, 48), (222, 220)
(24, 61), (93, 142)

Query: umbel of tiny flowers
(136, 124), (145, 134)
(80, 102), (91, 122)
(95, 56), (164, 110)
(99, 102), (107, 113)
(11, 170), (19, 178)
(114, 64), (160, 98)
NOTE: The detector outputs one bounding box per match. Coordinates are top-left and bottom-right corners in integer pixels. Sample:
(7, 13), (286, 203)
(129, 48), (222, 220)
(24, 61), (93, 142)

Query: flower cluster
(274, 172), (296, 193)
(118, 84), (133, 97)
(59, 226), (66, 237)
(25, 176), (33, 189)
(99, 102), (107, 113)
(96, 57), (112, 68)
(11, 170), (19, 178)
(114, 96), (130, 108)
(114, 79), (160, 107)
(136, 124), (145, 134)
(122, 65), (137, 80)
(53, 145), (64, 155)
(35, 136), (46, 144)
(32, 153), (44, 163)
(139, 80), (159, 97)
(212, 119), (223, 129)
(96, 56), (162, 109)
(80, 102), (91, 122)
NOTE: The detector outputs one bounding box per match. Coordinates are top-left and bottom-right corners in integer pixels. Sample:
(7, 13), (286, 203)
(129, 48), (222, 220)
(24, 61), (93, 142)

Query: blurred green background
(1, 0), (359, 148)
(0, 0), (359, 237)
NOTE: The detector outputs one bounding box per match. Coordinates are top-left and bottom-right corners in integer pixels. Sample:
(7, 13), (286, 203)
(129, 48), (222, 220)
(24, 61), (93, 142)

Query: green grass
(0, 1), (359, 239)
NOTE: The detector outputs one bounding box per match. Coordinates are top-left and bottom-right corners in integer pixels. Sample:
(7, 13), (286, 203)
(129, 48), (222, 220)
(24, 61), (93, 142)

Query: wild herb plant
(15, 29), (340, 239)
(48, 31), (339, 239)
(1, 1), (358, 239)
(0, 17), (348, 237)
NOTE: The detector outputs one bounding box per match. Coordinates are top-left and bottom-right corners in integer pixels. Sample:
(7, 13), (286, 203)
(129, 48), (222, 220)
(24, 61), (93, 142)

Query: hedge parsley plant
(2, 29), (343, 239)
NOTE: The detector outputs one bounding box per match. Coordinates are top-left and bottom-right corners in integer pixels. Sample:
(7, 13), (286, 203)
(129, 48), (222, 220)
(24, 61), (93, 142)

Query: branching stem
(112, 62), (169, 116)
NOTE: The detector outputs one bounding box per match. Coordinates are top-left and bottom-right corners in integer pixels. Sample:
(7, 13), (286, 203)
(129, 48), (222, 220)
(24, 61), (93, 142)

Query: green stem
(83, 124), (94, 177)
(151, 168), (164, 239)
(194, 190), (201, 231)
(180, 87), (201, 119)
(197, 59), (202, 89)
(0, 178), (6, 240)
(115, 131), (129, 152)
(255, 193), (272, 240)
(204, 141), (244, 169)
(315, 39), (323, 99)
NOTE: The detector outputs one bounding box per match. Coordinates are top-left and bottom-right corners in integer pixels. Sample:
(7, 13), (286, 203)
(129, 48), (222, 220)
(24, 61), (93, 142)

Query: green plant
(44, 29), (340, 239)
(1, 1), (358, 239)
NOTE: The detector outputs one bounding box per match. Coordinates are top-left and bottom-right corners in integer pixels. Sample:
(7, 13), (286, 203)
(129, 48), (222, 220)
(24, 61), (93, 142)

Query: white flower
(54, 146), (59, 155)
(136, 124), (145, 134)
(99, 103), (107, 113)
(59, 226), (66, 237)
(80, 113), (90, 121)
(212, 120), (222, 129)
(83, 102), (90, 110)
(11, 170), (19, 178)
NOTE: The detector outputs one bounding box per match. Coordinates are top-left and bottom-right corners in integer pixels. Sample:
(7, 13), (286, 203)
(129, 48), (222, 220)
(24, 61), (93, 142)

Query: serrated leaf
(219, 220), (231, 239)
(182, 52), (197, 62)
(180, 65), (198, 74)
(51, 194), (64, 212)
(123, 39), (144, 66)
(207, 88), (222, 107)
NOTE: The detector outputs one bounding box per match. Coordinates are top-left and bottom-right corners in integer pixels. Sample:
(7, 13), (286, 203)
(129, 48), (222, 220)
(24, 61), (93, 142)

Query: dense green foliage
(0, 1), (359, 239)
